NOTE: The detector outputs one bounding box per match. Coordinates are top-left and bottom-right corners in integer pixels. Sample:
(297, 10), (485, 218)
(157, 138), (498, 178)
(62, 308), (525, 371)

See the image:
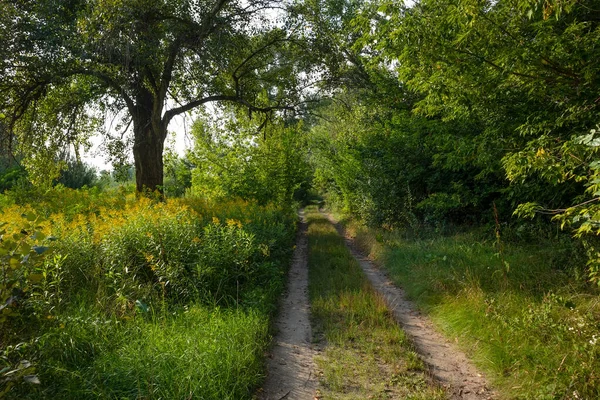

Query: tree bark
(132, 112), (166, 194)
(129, 83), (169, 194)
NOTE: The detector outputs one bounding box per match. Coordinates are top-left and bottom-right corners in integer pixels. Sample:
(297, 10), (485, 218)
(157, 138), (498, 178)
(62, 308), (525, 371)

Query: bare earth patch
(325, 212), (495, 400)
(258, 211), (319, 400)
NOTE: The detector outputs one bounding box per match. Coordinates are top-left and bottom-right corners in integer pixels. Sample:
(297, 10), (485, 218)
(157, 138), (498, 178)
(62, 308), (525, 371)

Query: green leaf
(32, 231), (46, 241)
(20, 243), (31, 255)
(32, 246), (49, 255)
(135, 300), (149, 313)
(28, 273), (44, 283)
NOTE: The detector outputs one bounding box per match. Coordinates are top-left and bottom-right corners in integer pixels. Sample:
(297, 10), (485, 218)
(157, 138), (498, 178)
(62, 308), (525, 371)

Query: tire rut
(258, 210), (319, 400)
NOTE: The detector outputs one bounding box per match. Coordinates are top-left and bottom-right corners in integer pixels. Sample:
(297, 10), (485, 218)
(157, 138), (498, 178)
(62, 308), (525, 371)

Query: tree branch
(451, 47), (540, 80)
(163, 95), (294, 125)
(159, 39), (182, 101)
(232, 34), (288, 80)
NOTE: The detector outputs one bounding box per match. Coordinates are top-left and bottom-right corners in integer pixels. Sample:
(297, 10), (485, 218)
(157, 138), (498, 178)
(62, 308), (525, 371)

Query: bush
(0, 188), (296, 398)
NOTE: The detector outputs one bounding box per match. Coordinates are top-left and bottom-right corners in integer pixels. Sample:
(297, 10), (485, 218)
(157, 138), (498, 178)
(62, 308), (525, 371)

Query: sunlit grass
(0, 187), (296, 399)
(9, 305), (268, 399)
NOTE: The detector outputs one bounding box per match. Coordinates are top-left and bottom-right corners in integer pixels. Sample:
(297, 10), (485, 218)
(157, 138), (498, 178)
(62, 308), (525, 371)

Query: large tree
(0, 0), (317, 192)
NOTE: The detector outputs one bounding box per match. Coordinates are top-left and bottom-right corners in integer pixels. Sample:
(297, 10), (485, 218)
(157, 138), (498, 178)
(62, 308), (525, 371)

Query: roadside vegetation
(3, 0), (600, 398)
(306, 207), (446, 399)
(331, 214), (600, 399)
(0, 185), (296, 398)
(305, 1), (600, 397)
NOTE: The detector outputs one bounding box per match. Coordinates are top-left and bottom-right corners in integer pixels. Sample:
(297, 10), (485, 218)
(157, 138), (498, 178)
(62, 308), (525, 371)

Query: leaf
(135, 300), (149, 313)
(23, 375), (41, 385)
(0, 381), (14, 397)
(32, 231), (46, 241)
(32, 246), (49, 255)
(20, 243), (31, 256)
(28, 273), (44, 283)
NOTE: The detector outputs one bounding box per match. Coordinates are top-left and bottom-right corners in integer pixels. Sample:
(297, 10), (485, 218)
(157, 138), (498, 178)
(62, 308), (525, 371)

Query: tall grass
(0, 187), (296, 398)
(338, 215), (600, 399)
(12, 306), (268, 399)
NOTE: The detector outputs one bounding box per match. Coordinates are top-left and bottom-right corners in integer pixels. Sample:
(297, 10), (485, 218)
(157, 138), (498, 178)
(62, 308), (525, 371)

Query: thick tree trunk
(132, 117), (166, 194)
(129, 84), (169, 194)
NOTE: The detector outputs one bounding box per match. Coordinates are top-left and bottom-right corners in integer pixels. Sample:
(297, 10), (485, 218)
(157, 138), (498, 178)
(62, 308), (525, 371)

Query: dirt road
(260, 210), (494, 399)
(259, 211), (319, 399)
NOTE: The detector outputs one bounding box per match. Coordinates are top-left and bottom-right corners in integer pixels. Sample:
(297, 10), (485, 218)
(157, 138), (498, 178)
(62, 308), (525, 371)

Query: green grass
(306, 207), (446, 399)
(1, 189), (297, 399)
(338, 216), (600, 399)
(8, 305), (268, 399)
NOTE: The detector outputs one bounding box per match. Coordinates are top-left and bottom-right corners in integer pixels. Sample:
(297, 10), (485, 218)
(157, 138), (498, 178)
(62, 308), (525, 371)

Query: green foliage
(56, 158), (98, 190)
(340, 216), (598, 399)
(190, 110), (311, 206)
(0, 212), (54, 393)
(0, 212), (52, 323)
(8, 306), (269, 399)
(363, 0), (600, 279)
(0, 165), (28, 194)
(0, 188), (296, 398)
(304, 0), (600, 286)
(198, 219), (257, 300)
(1, 0), (322, 192)
(310, 89), (506, 228)
(163, 148), (193, 198)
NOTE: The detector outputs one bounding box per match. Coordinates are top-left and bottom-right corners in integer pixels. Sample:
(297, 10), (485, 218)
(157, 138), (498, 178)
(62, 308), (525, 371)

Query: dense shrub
(0, 187), (296, 398)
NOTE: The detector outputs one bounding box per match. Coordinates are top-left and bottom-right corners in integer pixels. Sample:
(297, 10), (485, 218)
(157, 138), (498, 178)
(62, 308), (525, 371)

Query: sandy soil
(326, 212), (495, 400)
(258, 210), (319, 400)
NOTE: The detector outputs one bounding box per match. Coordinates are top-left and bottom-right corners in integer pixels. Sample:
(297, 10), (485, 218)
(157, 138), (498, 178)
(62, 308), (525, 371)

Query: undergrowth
(306, 207), (446, 399)
(334, 211), (600, 400)
(0, 186), (296, 399)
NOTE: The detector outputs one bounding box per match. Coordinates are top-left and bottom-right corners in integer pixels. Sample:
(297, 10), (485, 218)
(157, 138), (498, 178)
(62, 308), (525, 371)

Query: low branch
(163, 94), (294, 125)
(536, 197), (600, 215)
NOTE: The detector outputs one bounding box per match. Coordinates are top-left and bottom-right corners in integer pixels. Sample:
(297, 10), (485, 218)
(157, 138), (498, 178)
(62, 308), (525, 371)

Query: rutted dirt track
(260, 209), (495, 399)
(259, 211), (319, 400)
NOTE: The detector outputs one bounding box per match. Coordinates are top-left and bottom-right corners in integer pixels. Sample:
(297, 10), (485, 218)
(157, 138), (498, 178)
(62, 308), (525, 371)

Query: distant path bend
(259, 210), (318, 400)
(324, 211), (495, 400)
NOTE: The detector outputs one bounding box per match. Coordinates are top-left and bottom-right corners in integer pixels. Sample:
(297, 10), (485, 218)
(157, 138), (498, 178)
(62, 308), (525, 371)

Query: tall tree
(1, 0), (316, 192)
(374, 0), (600, 206)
